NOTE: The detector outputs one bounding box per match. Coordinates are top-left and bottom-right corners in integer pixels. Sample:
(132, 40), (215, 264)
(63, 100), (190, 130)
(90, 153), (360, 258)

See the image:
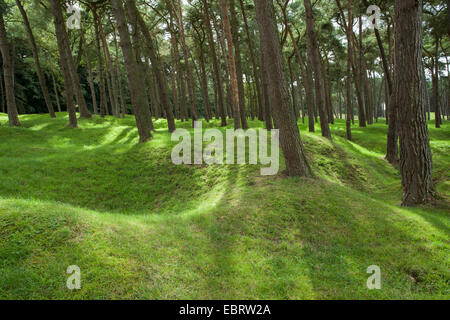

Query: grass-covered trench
(0, 112), (448, 299)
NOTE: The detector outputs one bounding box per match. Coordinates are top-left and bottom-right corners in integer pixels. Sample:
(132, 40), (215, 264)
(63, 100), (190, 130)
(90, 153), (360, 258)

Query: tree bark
(254, 0), (311, 177)
(239, 0), (263, 123)
(49, 0), (77, 127)
(80, 29), (98, 115)
(394, 0), (435, 206)
(304, 0), (331, 139)
(259, 49), (273, 130)
(362, 0), (392, 94)
(336, 0), (366, 128)
(112, 29), (127, 117)
(220, 0), (241, 130)
(0, 71), (6, 114)
(93, 9), (108, 117)
(98, 17), (119, 118)
(51, 73), (61, 113)
(0, 6), (20, 126)
(16, 0), (55, 118)
(433, 37), (441, 128)
(213, 14), (233, 119)
(128, 0), (175, 131)
(279, 3), (314, 132)
(111, 0), (152, 142)
(288, 54), (299, 119)
(344, 0), (352, 140)
(169, 12), (186, 121)
(448, 0), (450, 39)
(169, 0), (198, 123)
(229, 0), (248, 129)
(202, 0), (226, 126)
(50, 0), (91, 119)
(191, 27), (212, 121)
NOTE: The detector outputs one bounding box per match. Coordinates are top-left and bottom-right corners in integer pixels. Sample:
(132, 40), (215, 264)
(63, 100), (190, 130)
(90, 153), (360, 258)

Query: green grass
(0, 112), (448, 299)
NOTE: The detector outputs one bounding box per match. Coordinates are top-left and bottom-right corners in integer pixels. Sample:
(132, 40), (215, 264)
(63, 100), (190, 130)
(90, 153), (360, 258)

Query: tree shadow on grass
(210, 175), (448, 299)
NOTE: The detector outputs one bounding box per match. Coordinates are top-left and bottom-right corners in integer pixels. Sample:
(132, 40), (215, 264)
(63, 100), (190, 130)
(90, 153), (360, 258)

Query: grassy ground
(0, 112), (448, 299)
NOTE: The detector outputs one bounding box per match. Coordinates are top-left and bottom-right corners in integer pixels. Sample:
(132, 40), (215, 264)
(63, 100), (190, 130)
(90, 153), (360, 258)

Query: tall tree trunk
(220, 0), (241, 129)
(362, 0), (392, 94)
(50, 0), (91, 119)
(360, 46), (373, 125)
(239, 0), (263, 122)
(16, 0), (55, 118)
(98, 18), (119, 118)
(169, 40), (180, 120)
(111, 0), (152, 142)
(259, 49), (273, 130)
(169, 12), (186, 121)
(105, 54), (115, 116)
(345, 72), (352, 140)
(296, 69), (306, 123)
(280, 3), (314, 132)
(304, 0), (331, 139)
(384, 74), (389, 122)
(93, 9), (108, 117)
(249, 75), (257, 120)
(1, 72), (6, 114)
(336, 0), (366, 128)
(446, 54), (450, 120)
(51, 73), (61, 113)
(229, 0), (248, 129)
(0, 7), (20, 126)
(448, 0), (450, 39)
(337, 0), (367, 131)
(170, 63), (179, 120)
(351, 43), (366, 126)
(49, 0), (77, 127)
(345, 0), (352, 140)
(197, 41), (212, 122)
(358, 16), (367, 124)
(338, 82), (342, 119)
(387, 16), (394, 83)
(169, 0), (198, 123)
(202, 0), (226, 126)
(80, 29), (98, 115)
(363, 61), (373, 124)
(288, 55), (299, 119)
(434, 37), (441, 128)
(213, 15), (233, 119)
(112, 29), (127, 117)
(323, 54), (334, 124)
(385, 91), (399, 163)
(146, 59), (161, 119)
(424, 69), (431, 121)
(321, 55), (333, 124)
(254, 0), (311, 177)
(128, 0), (175, 131)
(300, 41), (315, 132)
(394, 0), (434, 206)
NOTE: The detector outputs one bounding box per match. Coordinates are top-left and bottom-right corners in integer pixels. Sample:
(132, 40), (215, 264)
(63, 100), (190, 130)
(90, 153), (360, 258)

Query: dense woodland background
(0, 0), (448, 197)
(0, 0), (447, 119)
(1, 0), (449, 206)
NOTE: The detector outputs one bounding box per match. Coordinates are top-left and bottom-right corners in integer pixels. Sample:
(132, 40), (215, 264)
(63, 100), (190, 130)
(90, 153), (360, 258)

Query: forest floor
(0, 112), (448, 299)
